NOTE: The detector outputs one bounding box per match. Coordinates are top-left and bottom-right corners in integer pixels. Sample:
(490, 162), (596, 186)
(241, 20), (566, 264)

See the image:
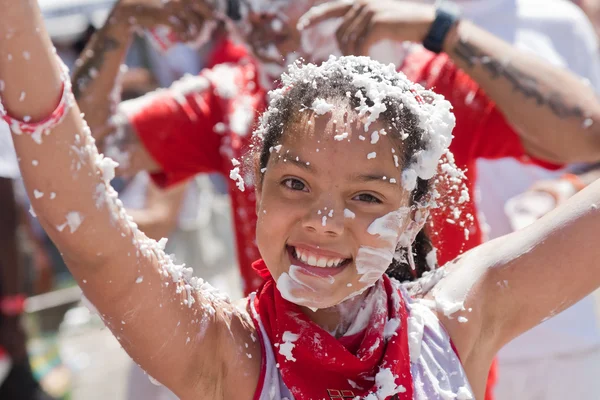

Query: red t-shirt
(401, 51), (559, 400)
(401, 51), (560, 265)
(130, 45), (558, 293)
(128, 39), (267, 294)
(128, 44), (559, 400)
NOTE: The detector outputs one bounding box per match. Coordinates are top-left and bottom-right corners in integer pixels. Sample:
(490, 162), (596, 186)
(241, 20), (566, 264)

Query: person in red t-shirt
(0, 0), (580, 396)
(121, 37), (267, 293)
(74, 0), (598, 290)
(74, 12), (268, 293)
(74, 3), (600, 397)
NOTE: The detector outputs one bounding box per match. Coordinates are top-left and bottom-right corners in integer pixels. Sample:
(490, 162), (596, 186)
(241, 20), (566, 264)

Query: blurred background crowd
(3, 0), (600, 399)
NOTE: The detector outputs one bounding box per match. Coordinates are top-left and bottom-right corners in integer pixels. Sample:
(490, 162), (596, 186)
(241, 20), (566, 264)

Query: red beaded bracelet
(0, 294), (26, 316)
(561, 173), (587, 192)
(0, 59), (73, 143)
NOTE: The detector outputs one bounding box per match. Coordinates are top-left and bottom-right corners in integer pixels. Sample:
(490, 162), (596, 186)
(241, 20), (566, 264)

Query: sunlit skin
(254, 104), (413, 333)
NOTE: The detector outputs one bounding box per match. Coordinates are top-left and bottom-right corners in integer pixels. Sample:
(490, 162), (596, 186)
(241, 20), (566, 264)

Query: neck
(300, 286), (377, 338)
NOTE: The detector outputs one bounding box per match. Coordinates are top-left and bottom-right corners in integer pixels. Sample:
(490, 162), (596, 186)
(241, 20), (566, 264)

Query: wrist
(441, 19), (461, 54)
(417, 7), (437, 43)
(110, 3), (140, 32)
(423, 2), (461, 54)
(561, 173), (587, 192)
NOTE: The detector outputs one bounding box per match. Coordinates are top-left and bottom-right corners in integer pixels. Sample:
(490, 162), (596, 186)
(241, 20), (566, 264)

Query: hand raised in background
(298, 0), (435, 56)
(116, 0), (215, 42)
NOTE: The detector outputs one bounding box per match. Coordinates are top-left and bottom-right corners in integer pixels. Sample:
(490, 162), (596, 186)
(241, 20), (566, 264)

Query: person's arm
(126, 178), (189, 241)
(73, 0), (208, 143)
(442, 20), (600, 164)
(71, 4), (131, 142)
(0, 1), (258, 397)
(106, 69), (231, 184)
(425, 176), (600, 380)
(299, 0), (600, 164)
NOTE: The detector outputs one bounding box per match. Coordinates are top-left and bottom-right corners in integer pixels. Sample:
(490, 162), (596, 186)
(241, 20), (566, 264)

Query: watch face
(424, 2), (461, 52)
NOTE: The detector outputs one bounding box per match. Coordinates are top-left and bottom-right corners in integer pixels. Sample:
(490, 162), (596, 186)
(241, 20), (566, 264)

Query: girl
(3, 1), (600, 399)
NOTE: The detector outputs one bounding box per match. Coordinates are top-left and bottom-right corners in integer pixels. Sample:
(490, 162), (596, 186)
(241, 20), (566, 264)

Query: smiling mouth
(286, 245), (352, 276)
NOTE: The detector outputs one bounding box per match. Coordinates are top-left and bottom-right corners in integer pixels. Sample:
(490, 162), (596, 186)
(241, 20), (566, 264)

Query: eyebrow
(272, 153), (315, 172)
(272, 154), (398, 184)
(352, 173), (398, 184)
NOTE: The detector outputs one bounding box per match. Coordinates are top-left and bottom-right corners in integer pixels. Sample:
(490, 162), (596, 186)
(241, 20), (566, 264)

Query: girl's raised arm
(0, 1), (259, 397)
(433, 177), (600, 374)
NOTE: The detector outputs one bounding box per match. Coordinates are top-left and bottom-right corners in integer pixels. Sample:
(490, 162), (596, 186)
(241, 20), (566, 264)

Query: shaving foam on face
(355, 207), (410, 285)
(277, 265), (319, 309)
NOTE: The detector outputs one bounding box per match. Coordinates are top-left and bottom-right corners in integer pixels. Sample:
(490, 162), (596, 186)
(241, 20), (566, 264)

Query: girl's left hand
(298, 0), (435, 56)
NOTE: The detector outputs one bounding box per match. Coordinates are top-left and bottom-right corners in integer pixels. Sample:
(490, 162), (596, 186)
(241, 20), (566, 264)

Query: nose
(302, 200), (345, 237)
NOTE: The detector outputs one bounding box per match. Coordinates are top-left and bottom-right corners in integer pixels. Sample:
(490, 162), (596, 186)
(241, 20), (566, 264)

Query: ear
(253, 154), (264, 217)
(398, 205), (429, 247)
(255, 187), (262, 216)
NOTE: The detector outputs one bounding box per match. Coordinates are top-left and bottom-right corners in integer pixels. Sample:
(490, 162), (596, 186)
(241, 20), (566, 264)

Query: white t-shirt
(466, 0), (600, 360)
(0, 122), (19, 180)
(250, 281), (474, 400)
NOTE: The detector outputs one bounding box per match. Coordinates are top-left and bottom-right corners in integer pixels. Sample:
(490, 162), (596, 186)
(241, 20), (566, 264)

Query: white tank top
(249, 283), (474, 400)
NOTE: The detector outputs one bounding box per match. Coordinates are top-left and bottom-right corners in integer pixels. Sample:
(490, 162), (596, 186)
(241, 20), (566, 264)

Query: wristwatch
(423, 1), (461, 54)
(226, 0), (243, 21)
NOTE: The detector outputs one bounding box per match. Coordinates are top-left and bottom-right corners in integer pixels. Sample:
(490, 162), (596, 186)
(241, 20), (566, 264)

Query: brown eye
(283, 178), (307, 192)
(353, 193), (382, 204)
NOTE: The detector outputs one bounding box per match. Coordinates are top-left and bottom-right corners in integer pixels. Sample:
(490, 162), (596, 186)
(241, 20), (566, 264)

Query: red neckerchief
(252, 259), (413, 400)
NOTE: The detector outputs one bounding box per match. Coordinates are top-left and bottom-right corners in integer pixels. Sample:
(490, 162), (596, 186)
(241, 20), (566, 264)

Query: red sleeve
(127, 74), (226, 188)
(206, 36), (249, 68)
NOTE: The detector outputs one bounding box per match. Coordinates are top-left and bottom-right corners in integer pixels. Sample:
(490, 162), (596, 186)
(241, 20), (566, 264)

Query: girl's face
(255, 107), (413, 309)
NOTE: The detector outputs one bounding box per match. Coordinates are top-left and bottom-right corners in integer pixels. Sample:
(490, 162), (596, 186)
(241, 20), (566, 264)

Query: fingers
(189, 0), (215, 20)
(337, 5), (375, 56)
(169, 6), (206, 42)
(297, 0), (354, 30)
(184, 9), (208, 41)
(335, 3), (364, 54)
(353, 9), (376, 56)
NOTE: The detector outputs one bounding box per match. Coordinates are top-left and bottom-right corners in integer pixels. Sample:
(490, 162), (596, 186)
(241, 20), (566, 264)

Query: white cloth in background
(144, 41), (204, 88)
(249, 283), (474, 400)
(495, 345), (600, 400)
(0, 122), (19, 180)
(453, 0), (600, 396)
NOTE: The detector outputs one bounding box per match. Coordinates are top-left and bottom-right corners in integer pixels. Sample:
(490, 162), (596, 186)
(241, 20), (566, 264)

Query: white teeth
(293, 247), (346, 268)
(300, 252), (308, 263)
